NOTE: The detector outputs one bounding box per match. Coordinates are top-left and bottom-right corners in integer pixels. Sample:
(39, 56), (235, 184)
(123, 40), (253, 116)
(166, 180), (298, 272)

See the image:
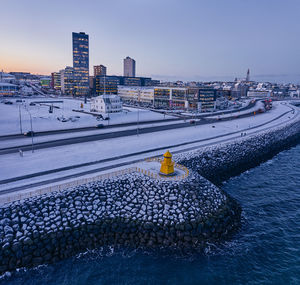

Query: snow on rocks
(0, 171), (241, 274)
(175, 118), (300, 184)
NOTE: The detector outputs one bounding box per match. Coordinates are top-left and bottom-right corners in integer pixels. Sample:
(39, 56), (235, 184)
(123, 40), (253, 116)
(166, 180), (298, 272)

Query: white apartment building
(90, 95), (122, 113)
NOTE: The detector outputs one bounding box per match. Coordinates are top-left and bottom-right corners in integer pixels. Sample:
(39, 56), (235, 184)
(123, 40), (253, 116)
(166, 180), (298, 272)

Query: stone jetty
(0, 172), (241, 273)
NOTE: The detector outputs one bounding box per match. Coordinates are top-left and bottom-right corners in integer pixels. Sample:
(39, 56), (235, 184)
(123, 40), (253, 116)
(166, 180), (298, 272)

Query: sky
(1, 0), (300, 83)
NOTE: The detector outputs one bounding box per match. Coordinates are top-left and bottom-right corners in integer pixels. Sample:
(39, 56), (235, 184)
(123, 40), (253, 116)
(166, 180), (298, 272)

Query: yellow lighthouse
(160, 150), (175, 175)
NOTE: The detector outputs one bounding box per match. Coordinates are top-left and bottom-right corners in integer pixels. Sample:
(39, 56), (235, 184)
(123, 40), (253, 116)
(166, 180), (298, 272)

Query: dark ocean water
(2, 144), (300, 285)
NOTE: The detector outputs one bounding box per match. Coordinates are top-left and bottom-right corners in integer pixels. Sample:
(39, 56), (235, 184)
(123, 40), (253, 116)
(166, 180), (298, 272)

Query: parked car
(96, 124), (104, 128)
(24, 131), (35, 137)
(4, 101), (13, 105)
(189, 120), (196, 124)
(29, 102), (36, 106)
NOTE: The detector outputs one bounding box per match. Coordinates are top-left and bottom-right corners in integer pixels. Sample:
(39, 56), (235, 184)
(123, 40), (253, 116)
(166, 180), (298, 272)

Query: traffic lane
(0, 117), (181, 141)
(0, 111), (263, 155)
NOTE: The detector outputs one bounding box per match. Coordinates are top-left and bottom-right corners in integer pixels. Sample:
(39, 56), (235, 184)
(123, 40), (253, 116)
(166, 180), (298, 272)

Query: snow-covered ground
(0, 101), (298, 192)
(0, 98), (176, 135)
(206, 101), (265, 119)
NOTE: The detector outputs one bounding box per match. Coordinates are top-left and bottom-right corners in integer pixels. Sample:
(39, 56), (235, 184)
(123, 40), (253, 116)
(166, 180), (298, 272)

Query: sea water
(2, 144), (300, 285)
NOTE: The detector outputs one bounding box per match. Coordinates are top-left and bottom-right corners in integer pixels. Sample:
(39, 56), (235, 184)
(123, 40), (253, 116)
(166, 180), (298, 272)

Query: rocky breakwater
(0, 171), (241, 273)
(176, 118), (300, 184)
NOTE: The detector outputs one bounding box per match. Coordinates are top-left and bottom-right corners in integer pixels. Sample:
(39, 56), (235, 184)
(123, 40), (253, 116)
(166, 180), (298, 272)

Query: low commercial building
(198, 88), (216, 112)
(40, 77), (51, 88)
(90, 95), (122, 113)
(0, 82), (18, 96)
(118, 86), (154, 104)
(247, 90), (272, 97)
(118, 86), (216, 111)
(0, 72), (16, 84)
(154, 87), (187, 109)
(95, 76), (122, 95)
(95, 75), (159, 95)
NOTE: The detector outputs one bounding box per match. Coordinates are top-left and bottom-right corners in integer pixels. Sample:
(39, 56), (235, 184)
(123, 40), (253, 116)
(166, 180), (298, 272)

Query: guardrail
(0, 160), (190, 205)
(0, 167), (137, 205)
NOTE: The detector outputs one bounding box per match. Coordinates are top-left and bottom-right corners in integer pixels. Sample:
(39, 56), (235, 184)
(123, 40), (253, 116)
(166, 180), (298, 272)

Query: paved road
(0, 104), (296, 195)
(0, 106), (262, 155)
(0, 100), (257, 140)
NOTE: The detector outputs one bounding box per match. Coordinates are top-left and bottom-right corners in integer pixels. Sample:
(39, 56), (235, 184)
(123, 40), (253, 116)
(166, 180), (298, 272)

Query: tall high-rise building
(72, 32), (89, 96)
(94, 65), (107, 77)
(123, 56), (136, 77)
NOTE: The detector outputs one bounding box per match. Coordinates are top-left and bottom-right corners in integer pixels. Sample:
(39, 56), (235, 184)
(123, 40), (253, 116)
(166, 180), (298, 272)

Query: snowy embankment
(0, 172), (241, 274)
(175, 114), (300, 184)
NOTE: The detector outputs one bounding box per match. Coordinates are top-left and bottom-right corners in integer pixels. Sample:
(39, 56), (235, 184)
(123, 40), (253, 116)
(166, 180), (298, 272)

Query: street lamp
(25, 108), (34, 153)
(137, 90), (140, 136)
(18, 105), (23, 134)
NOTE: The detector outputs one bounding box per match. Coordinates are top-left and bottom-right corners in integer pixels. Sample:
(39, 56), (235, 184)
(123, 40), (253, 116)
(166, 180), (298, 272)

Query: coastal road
(0, 102), (262, 155)
(0, 103), (297, 195)
(0, 99), (257, 140)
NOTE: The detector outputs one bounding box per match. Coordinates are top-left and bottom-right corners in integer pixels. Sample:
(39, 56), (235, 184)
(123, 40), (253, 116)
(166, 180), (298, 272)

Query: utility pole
(19, 105), (23, 134)
(137, 90), (140, 136)
(25, 108), (34, 153)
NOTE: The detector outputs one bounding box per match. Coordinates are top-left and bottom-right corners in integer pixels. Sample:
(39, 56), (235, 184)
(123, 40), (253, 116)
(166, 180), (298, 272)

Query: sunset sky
(1, 0), (300, 83)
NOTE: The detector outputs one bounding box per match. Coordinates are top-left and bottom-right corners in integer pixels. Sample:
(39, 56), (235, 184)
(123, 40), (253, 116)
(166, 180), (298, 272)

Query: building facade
(95, 76), (122, 95)
(118, 86), (154, 104)
(90, 95), (122, 113)
(0, 83), (18, 96)
(123, 56), (136, 77)
(60, 67), (74, 96)
(118, 86), (216, 111)
(72, 32), (89, 96)
(95, 75), (159, 95)
(51, 72), (61, 90)
(198, 88), (216, 112)
(94, 65), (107, 77)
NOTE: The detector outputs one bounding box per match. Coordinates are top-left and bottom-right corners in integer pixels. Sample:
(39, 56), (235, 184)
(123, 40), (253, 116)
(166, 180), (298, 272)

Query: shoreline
(1, 113), (300, 274)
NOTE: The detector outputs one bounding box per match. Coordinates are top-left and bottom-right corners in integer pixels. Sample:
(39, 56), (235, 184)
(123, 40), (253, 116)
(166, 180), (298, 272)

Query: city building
(51, 72), (61, 90)
(198, 88), (216, 112)
(94, 65), (107, 76)
(0, 82), (18, 96)
(9, 72), (39, 81)
(118, 86), (216, 111)
(95, 75), (159, 95)
(72, 32), (89, 96)
(247, 90), (272, 97)
(60, 66), (74, 96)
(231, 82), (249, 98)
(123, 77), (142, 86)
(90, 94), (122, 113)
(0, 72), (16, 84)
(40, 77), (51, 88)
(154, 87), (187, 109)
(95, 75), (122, 95)
(123, 56), (136, 77)
(118, 86), (154, 104)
